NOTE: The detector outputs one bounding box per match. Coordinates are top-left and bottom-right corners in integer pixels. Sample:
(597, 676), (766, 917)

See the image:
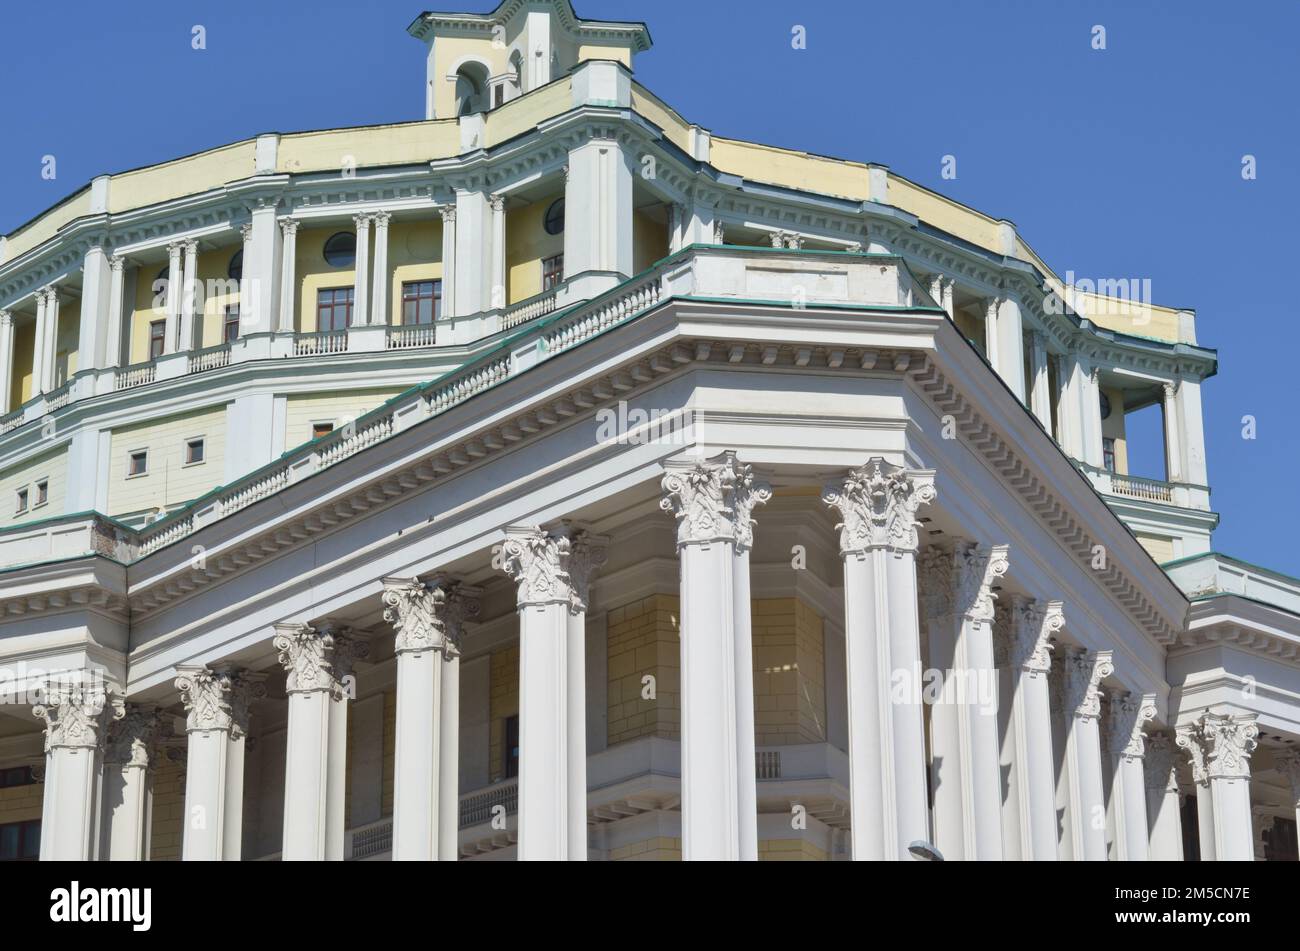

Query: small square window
(127, 450), (148, 478)
(34, 480), (48, 507)
(14, 487), (29, 515)
(542, 254), (564, 291)
(312, 422), (335, 440)
(185, 439), (205, 466)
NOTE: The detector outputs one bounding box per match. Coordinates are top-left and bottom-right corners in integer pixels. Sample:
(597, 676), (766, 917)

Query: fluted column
(565, 531), (608, 860)
(102, 705), (162, 861)
(0, 310), (14, 413)
(1028, 332), (1052, 432)
(179, 239), (199, 351)
(31, 291), (49, 396)
(33, 678), (122, 860)
(352, 214), (371, 327)
(1052, 647), (1113, 860)
(439, 207), (457, 320)
(822, 459), (935, 860)
(382, 575), (480, 860)
(490, 195), (506, 309)
(164, 242), (183, 354)
(370, 211), (391, 326)
(273, 623), (368, 860)
(1276, 752), (1300, 859)
(278, 218), (299, 333)
(1104, 691), (1157, 860)
(1176, 712), (1259, 861)
(919, 541), (1009, 860)
(983, 297), (1001, 370)
(1144, 733), (1185, 860)
(502, 526), (606, 860)
(996, 596), (1061, 860)
(175, 667), (263, 861)
(661, 451), (770, 860)
(1162, 381), (1183, 483)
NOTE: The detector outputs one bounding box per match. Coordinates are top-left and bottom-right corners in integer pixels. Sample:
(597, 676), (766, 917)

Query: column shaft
(278, 219), (299, 333)
(0, 312), (13, 413)
(179, 240), (198, 351)
(438, 653), (460, 861)
(164, 243), (182, 354)
(371, 212), (390, 326)
(105, 256), (126, 369)
(352, 215), (371, 327)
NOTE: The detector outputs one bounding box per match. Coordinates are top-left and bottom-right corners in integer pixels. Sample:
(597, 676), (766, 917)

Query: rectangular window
(224, 305), (241, 342)
(0, 819), (41, 862)
(34, 479), (48, 507)
(317, 287), (355, 333)
(1103, 437), (1117, 473)
(503, 714), (520, 779)
(0, 766), (34, 789)
(127, 450), (148, 478)
(401, 280), (442, 325)
(311, 422), (335, 441)
(542, 255), (564, 291)
(14, 487), (28, 515)
(149, 321), (166, 359)
(185, 438), (205, 466)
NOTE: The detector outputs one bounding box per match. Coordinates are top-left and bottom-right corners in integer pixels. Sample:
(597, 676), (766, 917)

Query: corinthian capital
(821, 458), (936, 556)
(32, 678), (123, 752)
(919, 539), (1009, 623)
(175, 667), (265, 737)
(660, 451), (771, 550)
(1177, 712), (1258, 782)
(382, 576), (481, 656)
(1062, 647), (1113, 721)
(1007, 596), (1060, 675)
(1274, 751), (1300, 806)
(1104, 691), (1157, 761)
(274, 623), (343, 695)
(1144, 733), (1180, 793)
(104, 704), (163, 769)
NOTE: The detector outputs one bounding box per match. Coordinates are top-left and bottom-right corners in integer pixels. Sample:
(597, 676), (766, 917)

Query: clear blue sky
(3, 0), (1296, 576)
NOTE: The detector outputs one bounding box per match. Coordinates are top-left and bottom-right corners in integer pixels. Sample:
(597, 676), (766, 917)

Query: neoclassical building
(0, 1), (1296, 862)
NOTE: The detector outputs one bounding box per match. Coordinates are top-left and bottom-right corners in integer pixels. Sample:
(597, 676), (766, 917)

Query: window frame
(223, 304), (241, 343)
(0, 818), (40, 862)
(183, 436), (206, 468)
(400, 279), (443, 326)
(126, 449), (149, 479)
(323, 232), (358, 269)
(33, 478), (48, 508)
(316, 287), (355, 333)
(541, 254), (564, 291)
(543, 198), (565, 236)
(14, 486), (29, 516)
(310, 421), (336, 441)
(149, 320), (167, 359)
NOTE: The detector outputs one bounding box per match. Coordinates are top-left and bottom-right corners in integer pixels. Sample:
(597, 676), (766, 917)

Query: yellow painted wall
(106, 406), (227, 517)
(1101, 386), (1129, 474)
(381, 690), (396, 817)
(10, 320), (35, 407)
(110, 143), (257, 214)
(0, 778), (42, 827)
(1074, 289), (1181, 343)
(888, 176), (1003, 255)
(633, 208), (669, 274)
(194, 245), (244, 348)
(283, 389), (402, 450)
(577, 44), (632, 68)
(433, 36), (511, 120)
(610, 836), (681, 861)
(630, 86), (693, 154)
(753, 598), (827, 745)
(711, 138), (872, 202)
(127, 262), (172, 365)
(278, 122), (460, 175)
(297, 226), (358, 333)
(488, 646), (520, 784)
(148, 759), (185, 861)
(607, 594), (681, 744)
(4, 190), (93, 261)
(1136, 533), (1176, 564)
(380, 220), (443, 326)
(506, 196), (565, 305)
(760, 838), (829, 861)
(485, 80), (571, 148)
(1, 447), (67, 525)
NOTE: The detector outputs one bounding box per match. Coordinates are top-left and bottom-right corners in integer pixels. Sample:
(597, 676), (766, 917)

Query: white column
(237, 224), (253, 335)
(370, 211), (391, 326)
(33, 678), (120, 860)
(1054, 647), (1113, 860)
(0, 311), (14, 413)
(352, 214), (371, 327)
(243, 199), (283, 334)
(438, 642), (461, 861)
(566, 532), (607, 860)
(1104, 691), (1157, 860)
(490, 194), (506, 310)
(1177, 377), (1210, 486)
(822, 459), (935, 860)
(997, 296), (1026, 401)
(1162, 381), (1183, 482)
(661, 452), (770, 860)
(164, 242), (183, 354)
(983, 297), (1000, 370)
(179, 239), (199, 352)
(1177, 712), (1259, 861)
(31, 291), (48, 396)
(439, 207), (457, 320)
(502, 526), (607, 860)
(565, 138), (634, 278)
(274, 623), (367, 860)
(453, 190), (491, 317)
(78, 243), (113, 370)
(104, 255), (126, 369)
(919, 541), (1009, 860)
(1143, 734), (1184, 860)
(1274, 752), (1300, 859)
(997, 597), (1062, 860)
(1084, 364), (1105, 468)
(103, 704), (162, 861)
(42, 288), (61, 391)
(941, 279), (954, 320)
(278, 218), (299, 333)
(382, 575), (481, 860)
(1028, 332), (1052, 432)
(175, 667), (262, 861)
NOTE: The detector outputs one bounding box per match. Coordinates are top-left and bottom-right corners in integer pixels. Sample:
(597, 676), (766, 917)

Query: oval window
(323, 232), (357, 268)
(544, 198), (565, 236)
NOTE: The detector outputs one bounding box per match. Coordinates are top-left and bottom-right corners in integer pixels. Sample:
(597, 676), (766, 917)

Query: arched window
(544, 198), (565, 236)
(228, 250), (243, 281)
(509, 49), (524, 91)
(323, 232), (357, 268)
(455, 62), (490, 116)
